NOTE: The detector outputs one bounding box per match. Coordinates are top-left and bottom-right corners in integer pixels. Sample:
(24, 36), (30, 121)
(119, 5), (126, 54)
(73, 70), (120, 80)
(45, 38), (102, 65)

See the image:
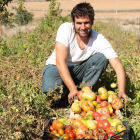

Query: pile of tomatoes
(47, 86), (127, 139)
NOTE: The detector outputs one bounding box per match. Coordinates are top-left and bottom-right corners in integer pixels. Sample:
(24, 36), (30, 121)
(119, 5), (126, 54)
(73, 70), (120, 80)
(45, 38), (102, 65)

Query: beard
(74, 25), (91, 37)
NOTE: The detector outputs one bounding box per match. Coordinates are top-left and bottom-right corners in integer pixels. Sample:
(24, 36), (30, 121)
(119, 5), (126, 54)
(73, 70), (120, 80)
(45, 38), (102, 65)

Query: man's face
(73, 16), (93, 38)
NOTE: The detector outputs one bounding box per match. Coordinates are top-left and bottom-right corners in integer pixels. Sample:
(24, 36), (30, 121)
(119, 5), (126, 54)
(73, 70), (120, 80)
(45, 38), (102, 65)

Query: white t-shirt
(46, 22), (118, 66)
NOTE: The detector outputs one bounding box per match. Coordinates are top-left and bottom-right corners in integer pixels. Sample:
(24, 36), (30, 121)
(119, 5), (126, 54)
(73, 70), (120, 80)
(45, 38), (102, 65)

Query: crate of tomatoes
(43, 86), (130, 140)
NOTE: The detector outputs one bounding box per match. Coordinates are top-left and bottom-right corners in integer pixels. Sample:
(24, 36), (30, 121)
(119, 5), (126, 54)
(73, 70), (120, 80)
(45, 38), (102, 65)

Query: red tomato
(100, 107), (110, 115)
(81, 100), (94, 112)
(100, 114), (110, 120)
(80, 111), (87, 118)
(106, 126), (116, 133)
(95, 115), (101, 121)
(76, 134), (84, 139)
(49, 125), (54, 132)
(102, 119), (110, 130)
(95, 95), (101, 102)
(97, 120), (103, 128)
(77, 90), (84, 100)
(69, 131), (76, 139)
(66, 125), (73, 130)
(85, 133), (92, 139)
(92, 112), (102, 118)
(65, 128), (72, 133)
(92, 128), (99, 136)
(107, 132), (119, 139)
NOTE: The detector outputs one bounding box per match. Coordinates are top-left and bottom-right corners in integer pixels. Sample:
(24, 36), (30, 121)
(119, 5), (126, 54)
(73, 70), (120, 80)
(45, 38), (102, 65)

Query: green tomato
(84, 115), (93, 120)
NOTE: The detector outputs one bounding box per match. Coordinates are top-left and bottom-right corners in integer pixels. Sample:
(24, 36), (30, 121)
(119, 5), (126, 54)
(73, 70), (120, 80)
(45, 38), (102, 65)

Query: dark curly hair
(71, 2), (95, 25)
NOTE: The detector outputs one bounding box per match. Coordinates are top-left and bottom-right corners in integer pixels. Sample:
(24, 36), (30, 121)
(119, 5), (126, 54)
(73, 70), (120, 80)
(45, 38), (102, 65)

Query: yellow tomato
(93, 101), (98, 106)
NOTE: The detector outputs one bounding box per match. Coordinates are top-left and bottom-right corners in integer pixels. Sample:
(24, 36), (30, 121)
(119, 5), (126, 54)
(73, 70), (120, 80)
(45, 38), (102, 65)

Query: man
(42, 2), (128, 105)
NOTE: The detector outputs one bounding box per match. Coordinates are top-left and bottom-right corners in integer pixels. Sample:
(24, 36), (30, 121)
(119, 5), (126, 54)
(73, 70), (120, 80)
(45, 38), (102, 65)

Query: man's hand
(118, 92), (129, 103)
(68, 89), (78, 104)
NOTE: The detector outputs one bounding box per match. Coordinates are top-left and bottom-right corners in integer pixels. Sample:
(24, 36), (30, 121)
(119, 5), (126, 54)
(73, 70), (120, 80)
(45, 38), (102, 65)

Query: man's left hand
(118, 92), (129, 103)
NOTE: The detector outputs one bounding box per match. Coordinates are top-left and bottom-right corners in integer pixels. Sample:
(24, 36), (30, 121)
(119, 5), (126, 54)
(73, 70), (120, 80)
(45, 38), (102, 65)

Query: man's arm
(109, 57), (128, 103)
(55, 42), (78, 103)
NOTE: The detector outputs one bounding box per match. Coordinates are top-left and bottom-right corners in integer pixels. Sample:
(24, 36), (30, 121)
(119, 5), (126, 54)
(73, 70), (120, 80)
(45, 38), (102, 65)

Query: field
(0, 0), (140, 139)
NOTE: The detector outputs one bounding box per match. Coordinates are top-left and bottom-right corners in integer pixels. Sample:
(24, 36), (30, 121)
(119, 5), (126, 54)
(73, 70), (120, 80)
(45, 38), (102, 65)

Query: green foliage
(0, 0), (13, 12)
(12, 0), (34, 25)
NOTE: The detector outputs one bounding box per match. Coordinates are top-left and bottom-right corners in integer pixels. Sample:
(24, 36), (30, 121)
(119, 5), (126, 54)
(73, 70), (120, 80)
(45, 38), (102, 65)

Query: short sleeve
(55, 22), (72, 47)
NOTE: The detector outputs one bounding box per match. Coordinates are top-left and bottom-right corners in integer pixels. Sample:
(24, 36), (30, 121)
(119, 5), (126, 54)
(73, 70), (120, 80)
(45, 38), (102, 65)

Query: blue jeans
(42, 53), (108, 98)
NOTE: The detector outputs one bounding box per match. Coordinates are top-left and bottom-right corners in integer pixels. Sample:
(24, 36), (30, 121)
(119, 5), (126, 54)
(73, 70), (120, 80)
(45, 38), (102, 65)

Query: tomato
(93, 101), (98, 106)
(92, 112), (102, 118)
(52, 120), (64, 130)
(72, 120), (84, 128)
(85, 133), (92, 139)
(98, 87), (108, 101)
(101, 119), (110, 130)
(51, 129), (57, 135)
(62, 134), (70, 139)
(111, 97), (123, 110)
(58, 128), (64, 136)
(100, 107), (110, 115)
(107, 132), (119, 139)
(76, 134), (84, 139)
(100, 101), (108, 107)
(100, 114), (110, 120)
(77, 90), (84, 100)
(49, 125), (54, 132)
(110, 113), (118, 118)
(66, 125), (73, 130)
(92, 128), (99, 136)
(80, 111), (86, 118)
(106, 126), (116, 133)
(76, 125), (88, 136)
(95, 95), (101, 102)
(69, 131), (76, 139)
(116, 124), (126, 137)
(65, 128), (72, 133)
(81, 100), (94, 112)
(82, 86), (92, 92)
(97, 120), (103, 128)
(95, 115), (101, 121)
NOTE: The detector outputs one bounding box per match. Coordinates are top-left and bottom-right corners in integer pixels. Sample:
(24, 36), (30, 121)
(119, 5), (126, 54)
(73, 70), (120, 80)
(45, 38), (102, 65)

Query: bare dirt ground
(3, 0), (140, 37)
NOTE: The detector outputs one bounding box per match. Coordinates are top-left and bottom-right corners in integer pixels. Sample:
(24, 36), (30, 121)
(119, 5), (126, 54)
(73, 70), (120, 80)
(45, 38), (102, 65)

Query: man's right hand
(68, 89), (78, 104)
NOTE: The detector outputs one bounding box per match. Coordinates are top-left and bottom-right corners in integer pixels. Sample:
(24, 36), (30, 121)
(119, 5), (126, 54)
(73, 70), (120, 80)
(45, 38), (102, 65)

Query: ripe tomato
(100, 101), (108, 108)
(76, 134), (84, 139)
(81, 100), (94, 112)
(111, 97), (123, 110)
(95, 95), (101, 102)
(95, 115), (101, 121)
(97, 120), (103, 128)
(85, 133), (92, 139)
(92, 128), (99, 136)
(100, 107), (110, 115)
(80, 111), (87, 118)
(62, 134), (70, 139)
(69, 131), (76, 139)
(107, 132), (118, 139)
(100, 114), (110, 120)
(58, 128), (64, 136)
(102, 119), (110, 130)
(64, 128), (72, 133)
(51, 129), (57, 135)
(76, 125), (88, 136)
(77, 90), (84, 100)
(92, 112), (102, 118)
(49, 125), (54, 132)
(72, 120), (84, 128)
(65, 125), (73, 130)
(52, 120), (64, 130)
(106, 126), (116, 133)
(99, 132), (107, 139)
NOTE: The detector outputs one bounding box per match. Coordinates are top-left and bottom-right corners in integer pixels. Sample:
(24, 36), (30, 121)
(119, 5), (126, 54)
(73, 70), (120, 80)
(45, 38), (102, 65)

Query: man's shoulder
(91, 29), (104, 40)
(59, 22), (73, 29)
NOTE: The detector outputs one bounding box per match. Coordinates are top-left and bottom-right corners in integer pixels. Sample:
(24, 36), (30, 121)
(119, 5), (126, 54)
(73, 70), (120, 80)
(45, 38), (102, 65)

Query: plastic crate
(42, 119), (130, 140)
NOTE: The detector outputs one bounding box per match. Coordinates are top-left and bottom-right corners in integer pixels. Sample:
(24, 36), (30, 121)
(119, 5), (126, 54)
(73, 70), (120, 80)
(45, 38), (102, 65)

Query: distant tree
(0, 0), (13, 37)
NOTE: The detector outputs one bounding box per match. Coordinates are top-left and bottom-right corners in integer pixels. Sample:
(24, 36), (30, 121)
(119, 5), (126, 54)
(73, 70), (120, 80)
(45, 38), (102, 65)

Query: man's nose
(81, 23), (86, 29)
